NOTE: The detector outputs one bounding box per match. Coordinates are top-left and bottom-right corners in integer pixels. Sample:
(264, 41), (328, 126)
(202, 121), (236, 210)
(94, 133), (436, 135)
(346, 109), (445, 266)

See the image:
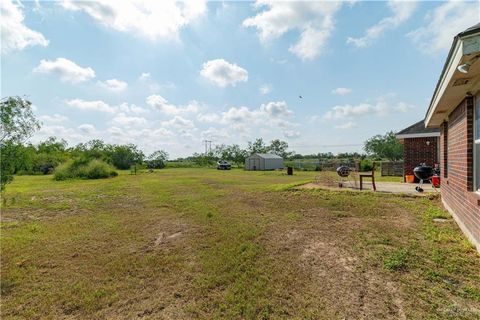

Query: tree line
(1, 96), (404, 190)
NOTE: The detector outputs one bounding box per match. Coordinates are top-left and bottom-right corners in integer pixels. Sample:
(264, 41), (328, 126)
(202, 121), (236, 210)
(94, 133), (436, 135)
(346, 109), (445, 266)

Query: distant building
(424, 23), (480, 252)
(396, 120), (440, 182)
(245, 153), (284, 171)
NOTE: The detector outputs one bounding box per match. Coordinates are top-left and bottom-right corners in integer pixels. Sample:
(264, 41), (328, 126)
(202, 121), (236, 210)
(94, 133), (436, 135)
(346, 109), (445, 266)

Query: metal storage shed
(245, 153), (284, 171)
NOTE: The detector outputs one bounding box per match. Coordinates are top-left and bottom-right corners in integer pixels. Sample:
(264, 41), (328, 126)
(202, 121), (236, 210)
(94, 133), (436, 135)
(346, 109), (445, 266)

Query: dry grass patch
(1, 169), (479, 319)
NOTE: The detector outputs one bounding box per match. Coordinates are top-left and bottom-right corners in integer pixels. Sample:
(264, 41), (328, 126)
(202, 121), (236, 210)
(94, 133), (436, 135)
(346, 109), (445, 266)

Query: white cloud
(332, 87), (352, 95)
(161, 116), (195, 129)
(335, 121), (357, 130)
(1, 0), (49, 54)
(97, 78), (128, 92)
(198, 101), (294, 127)
(290, 25), (332, 60)
(197, 113), (221, 123)
(39, 114), (69, 123)
(201, 127), (230, 140)
(324, 103), (387, 120)
(117, 103), (147, 114)
(243, 1), (342, 60)
(111, 113), (147, 127)
(323, 99), (413, 120)
(408, 1), (479, 54)
(260, 101), (293, 118)
(34, 125), (84, 144)
(222, 106), (260, 123)
(139, 72), (151, 80)
(152, 127), (174, 137)
(259, 84), (272, 95)
(146, 95), (199, 115)
(139, 72), (176, 92)
(347, 0), (417, 48)
(284, 130), (300, 139)
(34, 58), (95, 83)
(78, 124), (96, 134)
(272, 119), (297, 130)
(65, 99), (115, 113)
(200, 59), (248, 87)
(60, 0), (206, 41)
(395, 102), (414, 112)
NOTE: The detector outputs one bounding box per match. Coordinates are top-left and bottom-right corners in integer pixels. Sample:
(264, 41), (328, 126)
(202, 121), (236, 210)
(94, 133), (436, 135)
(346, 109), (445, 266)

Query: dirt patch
(154, 231), (183, 246)
(271, 232), (409, 319)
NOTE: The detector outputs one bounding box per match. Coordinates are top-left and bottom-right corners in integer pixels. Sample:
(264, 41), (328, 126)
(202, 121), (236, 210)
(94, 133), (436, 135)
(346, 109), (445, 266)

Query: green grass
(383, 248), (410, 271)
(1, 168), (479, 319)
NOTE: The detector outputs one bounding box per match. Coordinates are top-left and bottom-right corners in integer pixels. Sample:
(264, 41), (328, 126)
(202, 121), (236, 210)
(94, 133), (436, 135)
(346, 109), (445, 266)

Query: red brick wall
(440, 97), (480, 252)
(403, 137), (438, 180)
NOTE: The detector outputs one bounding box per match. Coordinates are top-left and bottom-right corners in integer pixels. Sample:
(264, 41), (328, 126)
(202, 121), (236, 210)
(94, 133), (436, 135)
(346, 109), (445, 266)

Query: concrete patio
(298, 181), (439, 196)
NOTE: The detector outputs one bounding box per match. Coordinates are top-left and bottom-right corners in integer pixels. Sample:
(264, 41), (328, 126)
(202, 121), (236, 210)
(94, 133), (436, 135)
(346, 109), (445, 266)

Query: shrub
(359, 159), (373, 172)
(54, 159), (117, 181)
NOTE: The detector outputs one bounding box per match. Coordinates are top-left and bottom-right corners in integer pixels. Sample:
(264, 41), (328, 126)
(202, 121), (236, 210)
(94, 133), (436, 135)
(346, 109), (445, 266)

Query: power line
(289, 143), (362, 148)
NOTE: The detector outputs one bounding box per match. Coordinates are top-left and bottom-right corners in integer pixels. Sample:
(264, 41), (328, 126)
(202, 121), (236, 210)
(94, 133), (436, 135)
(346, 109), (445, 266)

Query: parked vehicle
(217, 160), (231, 170)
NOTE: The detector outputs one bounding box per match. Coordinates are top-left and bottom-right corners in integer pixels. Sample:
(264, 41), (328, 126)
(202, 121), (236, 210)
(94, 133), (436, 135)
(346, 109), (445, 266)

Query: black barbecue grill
(336, 166), (351, 177)
(413, 163), (438, 192)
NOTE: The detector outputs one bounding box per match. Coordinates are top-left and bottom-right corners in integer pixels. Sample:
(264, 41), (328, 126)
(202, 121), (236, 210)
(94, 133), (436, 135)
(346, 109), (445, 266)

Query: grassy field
(1, 168), (479, 319)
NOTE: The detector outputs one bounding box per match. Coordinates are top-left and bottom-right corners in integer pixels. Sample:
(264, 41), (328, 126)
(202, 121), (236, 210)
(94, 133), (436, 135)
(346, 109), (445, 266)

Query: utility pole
(203, 140), (212, 155)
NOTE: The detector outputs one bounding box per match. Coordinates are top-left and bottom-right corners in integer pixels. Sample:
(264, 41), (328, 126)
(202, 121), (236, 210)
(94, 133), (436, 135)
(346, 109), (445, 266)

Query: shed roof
(396, 120), (440, 139)
(251, 153), (283, 159)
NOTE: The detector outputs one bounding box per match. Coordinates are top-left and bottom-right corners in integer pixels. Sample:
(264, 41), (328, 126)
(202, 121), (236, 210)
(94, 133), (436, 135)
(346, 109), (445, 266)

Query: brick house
(425, 23), (480, 252)
(396, 120), (440, 182)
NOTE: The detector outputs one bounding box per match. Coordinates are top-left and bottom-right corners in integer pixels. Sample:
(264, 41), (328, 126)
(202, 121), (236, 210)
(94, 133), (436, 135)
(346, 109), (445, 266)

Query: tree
(1, 97), (41, 190)
(364, 131), (403, 161)
(247, 138), (268, 155)
(110, 144), (144, 170)
(33, 137), (69, 174)
(147, 150), (169, 169)
(225, 144), (247, 166)
(0, 97), (41, 144)
(191, 152), (216, 166)
(268, 139), (293, 159)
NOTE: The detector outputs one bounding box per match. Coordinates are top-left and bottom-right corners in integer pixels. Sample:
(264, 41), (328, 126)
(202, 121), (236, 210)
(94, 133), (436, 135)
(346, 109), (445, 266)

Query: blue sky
(2, 0), (479, 157)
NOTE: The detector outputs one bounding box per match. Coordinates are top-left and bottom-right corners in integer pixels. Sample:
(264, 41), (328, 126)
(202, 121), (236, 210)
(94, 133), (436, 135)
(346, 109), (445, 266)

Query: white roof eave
(425, 39), (463, 127)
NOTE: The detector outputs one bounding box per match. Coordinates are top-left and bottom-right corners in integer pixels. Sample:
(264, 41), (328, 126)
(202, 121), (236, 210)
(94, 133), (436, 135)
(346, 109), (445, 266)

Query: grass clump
(54, 159), (118, 181)
(383, 248), (410, 271)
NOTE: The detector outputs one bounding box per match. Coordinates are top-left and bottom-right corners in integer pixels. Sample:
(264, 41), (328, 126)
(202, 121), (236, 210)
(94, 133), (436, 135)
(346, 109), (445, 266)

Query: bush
(359, 159), (373, 172)
(146, 159), (165, 169)
(54, 159), (117, 181)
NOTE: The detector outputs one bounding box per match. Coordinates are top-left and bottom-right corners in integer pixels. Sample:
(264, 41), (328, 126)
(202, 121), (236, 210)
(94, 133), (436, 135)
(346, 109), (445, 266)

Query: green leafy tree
(213, 144), (247, 167)
(111, 144), (144, 170)
(1, 97), (41, 144)
(147, 150), (169, 169)
(268, 139), (293, 159)
(33, 137), (69, 174)
(247, 138), (268, 155)
(226, 144), (247, 166)
(72, 139), (113, 162)
(364, 131), (403, 161)
(0, 97), (41, 190)
(213, 144), (228, 160)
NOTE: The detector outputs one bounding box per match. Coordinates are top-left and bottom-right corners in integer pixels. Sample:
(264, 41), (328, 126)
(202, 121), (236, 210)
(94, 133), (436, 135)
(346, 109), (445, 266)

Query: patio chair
(360, 162), (376, 191)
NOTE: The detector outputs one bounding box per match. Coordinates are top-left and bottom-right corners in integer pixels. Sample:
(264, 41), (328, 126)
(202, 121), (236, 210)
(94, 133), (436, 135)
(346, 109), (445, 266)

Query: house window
(475, 96), (480, 191)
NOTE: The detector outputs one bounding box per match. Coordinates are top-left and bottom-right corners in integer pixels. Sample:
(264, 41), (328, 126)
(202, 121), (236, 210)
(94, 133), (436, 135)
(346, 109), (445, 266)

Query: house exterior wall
(403, 137), (439, 181)
(440, 97), (480, 251)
